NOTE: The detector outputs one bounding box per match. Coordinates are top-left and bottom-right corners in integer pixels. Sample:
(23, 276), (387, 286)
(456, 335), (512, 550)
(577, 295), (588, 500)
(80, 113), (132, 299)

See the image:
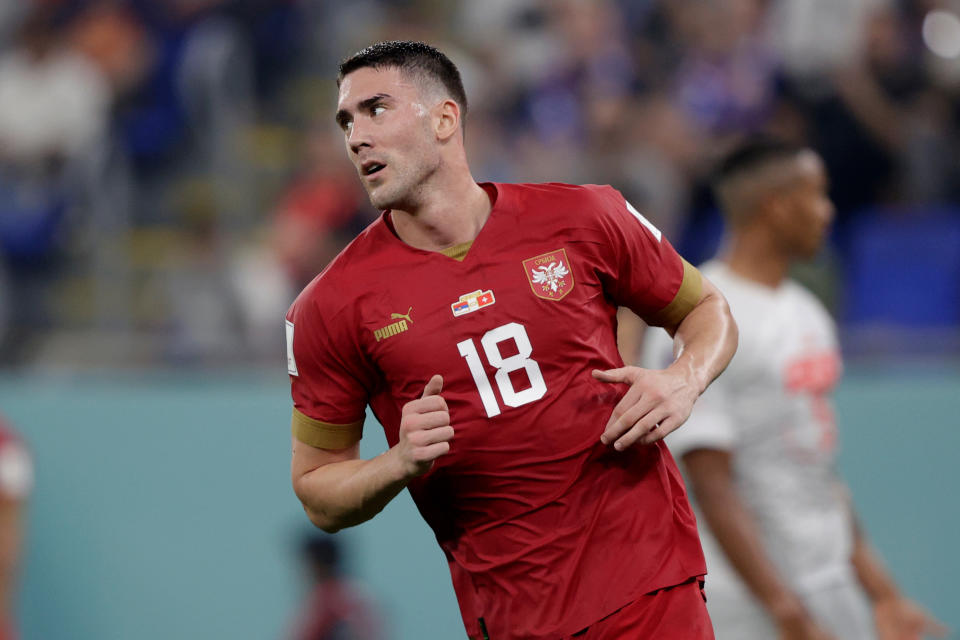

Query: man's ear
(434, 99), (460, 141)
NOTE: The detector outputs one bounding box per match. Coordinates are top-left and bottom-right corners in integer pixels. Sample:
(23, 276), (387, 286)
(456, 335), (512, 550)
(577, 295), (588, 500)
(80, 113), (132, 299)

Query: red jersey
(286, 183), (705, 639)
(0, 417), (30, 640)
(291, 579), (381, 640)
(0, 419), (30, 502)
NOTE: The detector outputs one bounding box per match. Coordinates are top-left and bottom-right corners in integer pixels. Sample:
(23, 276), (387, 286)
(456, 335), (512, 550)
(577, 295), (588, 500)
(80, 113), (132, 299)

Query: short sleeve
(665, 382), (736, 458)
(286, 290), (372, 449)
(589, 186), (701, 326)
(642, 325), (736, 458)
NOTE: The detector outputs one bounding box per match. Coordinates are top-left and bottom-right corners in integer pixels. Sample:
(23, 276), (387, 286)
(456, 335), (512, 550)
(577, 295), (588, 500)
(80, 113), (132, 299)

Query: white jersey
(644, 261), (872, 638)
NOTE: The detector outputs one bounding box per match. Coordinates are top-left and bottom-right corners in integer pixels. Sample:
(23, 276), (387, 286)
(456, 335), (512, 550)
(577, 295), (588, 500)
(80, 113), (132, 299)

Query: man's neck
(390, 172), (491, 252)
(721, 228), (790, 289)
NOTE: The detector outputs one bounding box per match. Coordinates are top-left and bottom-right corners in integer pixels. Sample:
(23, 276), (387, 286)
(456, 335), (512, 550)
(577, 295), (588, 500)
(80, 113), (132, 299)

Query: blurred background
(0, 0), (957, 638)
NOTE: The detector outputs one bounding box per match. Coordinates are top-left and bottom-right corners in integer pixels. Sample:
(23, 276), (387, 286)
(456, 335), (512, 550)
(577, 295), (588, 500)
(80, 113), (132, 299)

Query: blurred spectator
(773, 1), (932, 222)
(611, 93), (701, 239)
(672, 0), (776, 137)
(289, 534), (382, 640)
(0, 0), (957, 367)
(0, 5), (113, 359)
(228, 230), (292, 361)
(270, 122), (370, 291)
(149, 180), (244, 364)
(454, 0), (557, 96)
(514, 1), (634, 150)
(68, 0), (152, 96)
(0, 7), (110, 169)
(115, 1), (253, 185)
(768, 0), (882, 79)
(0, 3), (27, 45)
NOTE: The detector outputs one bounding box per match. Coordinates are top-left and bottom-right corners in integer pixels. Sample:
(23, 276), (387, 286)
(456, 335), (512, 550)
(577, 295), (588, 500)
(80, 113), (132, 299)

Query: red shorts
(567, 578), (714, 640)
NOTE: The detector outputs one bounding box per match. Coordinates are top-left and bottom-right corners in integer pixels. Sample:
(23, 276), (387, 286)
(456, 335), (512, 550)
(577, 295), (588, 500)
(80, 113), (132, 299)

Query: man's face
(335, 66), (440, 211)
(774, 152), (835, 259)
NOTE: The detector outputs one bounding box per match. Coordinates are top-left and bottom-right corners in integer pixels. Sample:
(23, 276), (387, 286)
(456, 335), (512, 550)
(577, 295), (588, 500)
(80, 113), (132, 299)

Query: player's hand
(394, 375), (454, 479)
(591, 365), (700, 450)
(874, 595), (949, 640)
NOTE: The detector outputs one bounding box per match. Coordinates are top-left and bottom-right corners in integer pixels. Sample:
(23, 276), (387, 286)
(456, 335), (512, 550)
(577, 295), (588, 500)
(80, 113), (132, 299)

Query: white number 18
(456, 322), (547, 417)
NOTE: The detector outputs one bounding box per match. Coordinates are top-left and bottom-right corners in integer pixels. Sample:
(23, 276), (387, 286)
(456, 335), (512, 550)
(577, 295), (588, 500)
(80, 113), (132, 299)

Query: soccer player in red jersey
(0, 416), (31, 640)
(290, 535), (382, 640)
(287, 41), (738, 639)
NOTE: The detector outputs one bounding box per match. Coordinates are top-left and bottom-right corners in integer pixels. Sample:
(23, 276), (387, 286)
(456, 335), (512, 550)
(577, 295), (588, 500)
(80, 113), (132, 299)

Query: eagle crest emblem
(523, 248), (575, 300)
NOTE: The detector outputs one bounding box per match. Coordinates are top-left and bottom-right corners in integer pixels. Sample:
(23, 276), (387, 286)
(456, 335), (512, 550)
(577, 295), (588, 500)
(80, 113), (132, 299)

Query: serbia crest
(523, 248), (575, 301)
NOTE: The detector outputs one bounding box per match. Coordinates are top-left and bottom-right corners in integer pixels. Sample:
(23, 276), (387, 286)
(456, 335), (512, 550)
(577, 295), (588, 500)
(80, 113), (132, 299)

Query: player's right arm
(682, 448), (837, 640)
(291, 375), (454, 533)
(286, 286), (454, 533)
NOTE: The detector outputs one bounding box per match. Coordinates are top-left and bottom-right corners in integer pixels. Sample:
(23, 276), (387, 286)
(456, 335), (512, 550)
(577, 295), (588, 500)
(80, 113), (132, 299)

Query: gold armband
(291, 408), (363, 449)
(647, 259), (703, 327)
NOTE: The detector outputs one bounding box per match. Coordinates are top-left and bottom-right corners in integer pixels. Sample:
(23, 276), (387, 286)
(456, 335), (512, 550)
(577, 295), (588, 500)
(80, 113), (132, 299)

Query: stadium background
(0, 0), (957, 638)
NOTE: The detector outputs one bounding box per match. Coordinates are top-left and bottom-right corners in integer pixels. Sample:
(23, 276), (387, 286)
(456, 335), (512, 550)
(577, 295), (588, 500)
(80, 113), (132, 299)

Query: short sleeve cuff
(292, 408), (363, 449)
(665, 416), (736, 459)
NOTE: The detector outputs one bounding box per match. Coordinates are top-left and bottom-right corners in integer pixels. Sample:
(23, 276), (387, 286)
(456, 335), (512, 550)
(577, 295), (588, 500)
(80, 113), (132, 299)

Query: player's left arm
(593, 272), (737, 450)
(847, 502), (948, 639)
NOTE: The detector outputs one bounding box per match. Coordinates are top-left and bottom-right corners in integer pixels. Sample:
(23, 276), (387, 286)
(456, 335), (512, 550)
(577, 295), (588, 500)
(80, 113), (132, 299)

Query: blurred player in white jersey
(644, 138), (946, 640)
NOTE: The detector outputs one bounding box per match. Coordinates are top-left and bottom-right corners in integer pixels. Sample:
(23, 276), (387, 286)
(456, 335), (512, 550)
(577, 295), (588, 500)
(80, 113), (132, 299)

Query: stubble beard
(367, 177), (406, 211)
(366, 155), (440, 212)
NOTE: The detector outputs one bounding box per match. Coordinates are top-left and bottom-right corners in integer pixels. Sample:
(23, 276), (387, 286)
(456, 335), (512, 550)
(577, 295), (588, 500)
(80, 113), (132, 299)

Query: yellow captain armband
(647, 259), (703, 328)
(291, 408), (363, 449)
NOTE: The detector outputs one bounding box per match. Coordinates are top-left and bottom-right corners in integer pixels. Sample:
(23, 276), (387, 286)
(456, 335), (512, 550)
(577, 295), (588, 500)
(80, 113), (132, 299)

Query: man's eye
(372, 105), (386, 116)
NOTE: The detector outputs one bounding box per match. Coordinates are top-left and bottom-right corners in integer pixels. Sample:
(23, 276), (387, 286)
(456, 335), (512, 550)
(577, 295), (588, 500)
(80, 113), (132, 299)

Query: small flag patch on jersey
(451, 289), (496, 317)
(523, 248), (574, 300)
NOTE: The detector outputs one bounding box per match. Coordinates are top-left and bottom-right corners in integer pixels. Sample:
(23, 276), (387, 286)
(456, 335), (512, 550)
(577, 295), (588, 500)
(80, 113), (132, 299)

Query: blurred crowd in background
(0, 0), (958, 369)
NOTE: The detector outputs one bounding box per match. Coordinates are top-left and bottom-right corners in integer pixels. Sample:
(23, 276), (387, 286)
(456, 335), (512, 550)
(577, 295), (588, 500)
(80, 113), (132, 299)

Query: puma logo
(391, 307), (413, 324)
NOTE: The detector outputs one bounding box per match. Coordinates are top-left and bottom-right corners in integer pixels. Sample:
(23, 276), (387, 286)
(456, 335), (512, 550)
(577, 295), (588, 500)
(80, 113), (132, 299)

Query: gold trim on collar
(440, 240), (474, 262)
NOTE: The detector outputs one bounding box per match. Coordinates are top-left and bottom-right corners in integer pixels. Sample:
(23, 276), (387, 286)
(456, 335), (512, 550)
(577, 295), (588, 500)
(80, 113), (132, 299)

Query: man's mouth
(361, 161), (386, 177)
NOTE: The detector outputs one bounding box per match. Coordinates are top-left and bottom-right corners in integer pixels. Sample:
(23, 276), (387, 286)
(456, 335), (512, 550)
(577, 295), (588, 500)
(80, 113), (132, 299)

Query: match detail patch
(451, 290), (495, 317)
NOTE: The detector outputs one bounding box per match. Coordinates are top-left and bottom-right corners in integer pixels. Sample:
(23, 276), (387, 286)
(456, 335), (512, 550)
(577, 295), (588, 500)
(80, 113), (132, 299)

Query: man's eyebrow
(335, 93), (393, 128)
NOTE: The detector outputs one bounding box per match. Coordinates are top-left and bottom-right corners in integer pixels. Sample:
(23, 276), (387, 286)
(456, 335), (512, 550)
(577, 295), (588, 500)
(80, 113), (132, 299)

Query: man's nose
(347, 120), (371, 154)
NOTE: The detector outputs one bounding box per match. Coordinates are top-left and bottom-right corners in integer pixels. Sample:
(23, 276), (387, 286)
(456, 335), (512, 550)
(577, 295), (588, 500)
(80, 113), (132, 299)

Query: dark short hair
(338, 41), (468, 124)
(712, 136), (804, 186)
